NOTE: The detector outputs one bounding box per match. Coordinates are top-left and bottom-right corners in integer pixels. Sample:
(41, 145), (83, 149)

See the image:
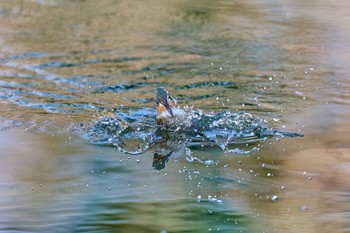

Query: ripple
(96, 82), (150, 93)
(178, 81), (238, 89)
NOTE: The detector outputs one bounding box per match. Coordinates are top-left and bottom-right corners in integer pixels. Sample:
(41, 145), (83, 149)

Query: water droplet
(204, 160), (215, 165)
(271, 195), (278, 201)
(136, 159), (140, 163)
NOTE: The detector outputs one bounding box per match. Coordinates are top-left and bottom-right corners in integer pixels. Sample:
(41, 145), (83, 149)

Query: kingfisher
(154, 87), (188, 126)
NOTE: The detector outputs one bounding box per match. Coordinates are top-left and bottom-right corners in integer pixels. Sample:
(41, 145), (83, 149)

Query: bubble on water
(193, 170), (200, 175)
(136, 159), (140, 163)
(271, 195), (278, 201)
(226, 148), (251, 155)
(204, 160), (216, 165)
(208, 195), (224, 204)
(273, 117), (279, 122)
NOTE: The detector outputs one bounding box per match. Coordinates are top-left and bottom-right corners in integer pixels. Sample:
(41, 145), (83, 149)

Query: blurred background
(0, 0), (349, 232)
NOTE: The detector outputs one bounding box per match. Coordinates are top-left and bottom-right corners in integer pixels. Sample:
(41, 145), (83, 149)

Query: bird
(154, 87), (188, 126)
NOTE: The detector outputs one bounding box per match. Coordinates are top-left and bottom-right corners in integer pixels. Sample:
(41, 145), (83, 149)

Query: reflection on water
(1, 0), (350, 232)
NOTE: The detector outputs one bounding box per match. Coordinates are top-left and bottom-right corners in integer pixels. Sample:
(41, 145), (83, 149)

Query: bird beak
(159, 101), (174, 117)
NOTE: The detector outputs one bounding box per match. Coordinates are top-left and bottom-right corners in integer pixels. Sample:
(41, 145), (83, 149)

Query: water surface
(1, 0), (350, 232)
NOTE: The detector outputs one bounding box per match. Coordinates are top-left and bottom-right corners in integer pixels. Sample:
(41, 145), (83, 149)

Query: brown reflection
(1, 0), (346, 126)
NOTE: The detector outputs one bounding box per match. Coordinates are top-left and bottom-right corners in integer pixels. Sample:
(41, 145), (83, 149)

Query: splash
(83, 106), (303, 169)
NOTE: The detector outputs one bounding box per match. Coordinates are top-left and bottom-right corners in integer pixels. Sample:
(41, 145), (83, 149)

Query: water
(1, 0), (350, 232)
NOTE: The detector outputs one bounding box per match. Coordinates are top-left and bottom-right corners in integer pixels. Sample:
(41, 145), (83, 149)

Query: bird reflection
(152, 130), (190, 170)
